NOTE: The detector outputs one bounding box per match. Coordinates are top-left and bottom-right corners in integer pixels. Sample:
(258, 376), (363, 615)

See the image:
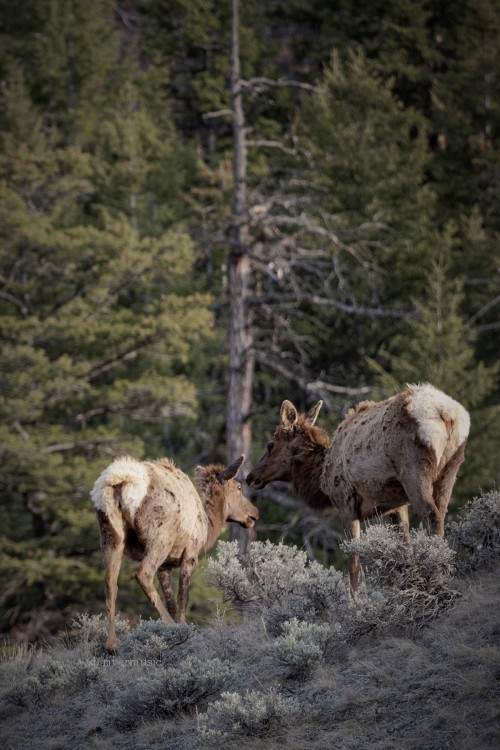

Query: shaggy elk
(247, 384), (470, 593)
(91, 454), (258, 653)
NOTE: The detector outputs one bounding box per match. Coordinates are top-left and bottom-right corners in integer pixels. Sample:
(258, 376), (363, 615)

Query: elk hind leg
(433, 442), (467, 521)
(157, 568), (178, 621)
(98, 512), (126, 654)
(136, 547), (175, 624)
(400, 466), (443, 537)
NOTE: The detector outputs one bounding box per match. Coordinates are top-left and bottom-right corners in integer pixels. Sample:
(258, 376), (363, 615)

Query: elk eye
(238, 485), (242, 491)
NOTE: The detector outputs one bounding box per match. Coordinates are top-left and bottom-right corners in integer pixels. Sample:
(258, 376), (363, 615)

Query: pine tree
(0, 22), (214, 636)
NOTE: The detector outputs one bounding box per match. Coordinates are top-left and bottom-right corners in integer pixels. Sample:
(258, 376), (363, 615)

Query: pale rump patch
(90, 456), (149, 521)
(405, 383), (470, 463)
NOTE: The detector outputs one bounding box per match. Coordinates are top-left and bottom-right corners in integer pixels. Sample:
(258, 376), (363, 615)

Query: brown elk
(91, 454), (258, 653)
(247, 384), (470, 594)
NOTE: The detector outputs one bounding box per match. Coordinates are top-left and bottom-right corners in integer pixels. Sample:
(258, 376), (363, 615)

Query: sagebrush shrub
(342, 524), (459, 626)
(8, 656), (100, 710)
(266, 618), (340, 679)
(343, 588), (399, 640)
(198, 687), (302, 745)
(120, 620), (196, 664)
(207, 540), (347, 629)
(110, 656), (235, 728)
(448, 491), (500, 571)
(72, 613), (130, 655)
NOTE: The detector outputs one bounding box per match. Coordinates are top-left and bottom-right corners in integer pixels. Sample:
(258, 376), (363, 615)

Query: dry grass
(1, 494), (499, 750)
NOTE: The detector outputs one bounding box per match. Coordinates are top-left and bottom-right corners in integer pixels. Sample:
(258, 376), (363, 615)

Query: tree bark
(227, 0), (255, 554)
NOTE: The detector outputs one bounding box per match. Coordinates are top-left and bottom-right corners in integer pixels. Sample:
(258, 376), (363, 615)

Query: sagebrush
(1, 491), (499, 750)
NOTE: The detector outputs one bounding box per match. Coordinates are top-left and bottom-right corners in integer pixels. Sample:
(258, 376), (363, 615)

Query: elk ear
(305, 400), (323, 427)
(280, 400), (298, 430)
(220, 454), (245, 482)
(195, 466), (209, 483)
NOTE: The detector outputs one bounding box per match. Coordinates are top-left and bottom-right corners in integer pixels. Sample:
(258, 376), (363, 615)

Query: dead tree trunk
(227, 0), (254, 554)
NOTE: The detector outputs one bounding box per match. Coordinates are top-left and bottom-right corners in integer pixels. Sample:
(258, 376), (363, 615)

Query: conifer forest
(0, 0), (499, 640)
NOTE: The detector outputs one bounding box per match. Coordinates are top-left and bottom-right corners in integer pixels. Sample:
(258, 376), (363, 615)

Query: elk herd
(91, 383), (470, 652)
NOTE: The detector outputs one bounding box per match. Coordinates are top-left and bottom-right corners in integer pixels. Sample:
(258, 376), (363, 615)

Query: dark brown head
(196, 455), (259, 528)
(247, 400), (326, 490)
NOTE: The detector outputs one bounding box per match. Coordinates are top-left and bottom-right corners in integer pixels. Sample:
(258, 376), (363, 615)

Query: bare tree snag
(227, 0), (255, 553)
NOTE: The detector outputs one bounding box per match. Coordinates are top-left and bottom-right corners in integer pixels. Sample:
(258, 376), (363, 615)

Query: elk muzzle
(243, 503), (259, 528)
(246, 470), (265, 489)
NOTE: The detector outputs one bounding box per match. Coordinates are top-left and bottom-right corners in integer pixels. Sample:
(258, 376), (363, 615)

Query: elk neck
(290, 428), (332, 511)
(201, 490), (228, 551)
(203, 503), (227, 550)
(195, 465), (228, 551)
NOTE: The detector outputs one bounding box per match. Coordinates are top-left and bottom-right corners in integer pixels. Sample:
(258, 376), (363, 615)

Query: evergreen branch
(23, 492), (49, 537)
(84, 274), (148, 325)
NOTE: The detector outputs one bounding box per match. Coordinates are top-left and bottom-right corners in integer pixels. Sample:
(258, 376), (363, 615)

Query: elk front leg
(177, 553), (197, 623)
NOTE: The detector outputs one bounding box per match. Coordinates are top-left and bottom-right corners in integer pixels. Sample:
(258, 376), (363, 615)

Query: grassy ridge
(1, 492), (499, 750)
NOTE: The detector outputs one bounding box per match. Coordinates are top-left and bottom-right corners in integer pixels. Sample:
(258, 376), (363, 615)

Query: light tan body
(247, 384), (470, 593)
(91, 455), (258, 653)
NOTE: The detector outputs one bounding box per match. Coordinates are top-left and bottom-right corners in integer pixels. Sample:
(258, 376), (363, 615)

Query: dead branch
(86, 336), (155, 380)
(240, 77), (324, 95)
(246, 139), (297, 156)
(254, 351), (370, 405)
(41, 439), (118, 454)
(202, 109), (233, 120)
(0, 291), (29, 315)
(249, 291), (408, 319)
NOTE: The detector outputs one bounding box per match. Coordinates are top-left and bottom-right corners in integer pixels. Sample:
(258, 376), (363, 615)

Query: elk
(247, 384), (470, 594)
(91, 454), (258, 653)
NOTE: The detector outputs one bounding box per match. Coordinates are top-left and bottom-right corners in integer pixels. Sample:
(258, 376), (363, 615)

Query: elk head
(247, 400), (323, 489)
(197, 455), (259, 528)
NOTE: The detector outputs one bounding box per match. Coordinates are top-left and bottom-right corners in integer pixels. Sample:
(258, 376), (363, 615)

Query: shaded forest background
(0, 0), (499, 639)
